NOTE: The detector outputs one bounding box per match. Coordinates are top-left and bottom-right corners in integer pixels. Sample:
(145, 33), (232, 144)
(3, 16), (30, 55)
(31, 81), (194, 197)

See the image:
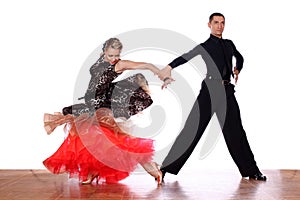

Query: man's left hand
(233, 67), (239, 84)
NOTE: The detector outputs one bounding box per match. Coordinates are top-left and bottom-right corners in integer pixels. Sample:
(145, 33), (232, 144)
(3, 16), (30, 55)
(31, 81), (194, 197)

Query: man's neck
(211, 33), (222, 38)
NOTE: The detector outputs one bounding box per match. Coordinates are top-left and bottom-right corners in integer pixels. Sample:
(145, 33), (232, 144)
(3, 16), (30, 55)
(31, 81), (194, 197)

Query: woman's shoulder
(116, 59), (133, 66)
(114, 59), (133, 73)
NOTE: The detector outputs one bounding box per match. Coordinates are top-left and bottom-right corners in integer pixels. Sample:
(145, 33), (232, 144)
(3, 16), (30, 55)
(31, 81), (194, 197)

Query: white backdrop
(0, 0), (299, 172)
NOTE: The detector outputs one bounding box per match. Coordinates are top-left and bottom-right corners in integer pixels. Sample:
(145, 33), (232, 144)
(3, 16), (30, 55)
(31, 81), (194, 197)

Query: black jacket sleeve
(168, 44), (205, 68)
(229, 40), (244, 72)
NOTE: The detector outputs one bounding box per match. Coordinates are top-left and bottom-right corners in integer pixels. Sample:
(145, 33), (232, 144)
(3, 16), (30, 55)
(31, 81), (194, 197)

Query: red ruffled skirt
(43, 108), (154, 183)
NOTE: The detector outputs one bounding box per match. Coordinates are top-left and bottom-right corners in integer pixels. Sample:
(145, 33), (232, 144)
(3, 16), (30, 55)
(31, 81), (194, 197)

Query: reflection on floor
(0, 169), (299, 200)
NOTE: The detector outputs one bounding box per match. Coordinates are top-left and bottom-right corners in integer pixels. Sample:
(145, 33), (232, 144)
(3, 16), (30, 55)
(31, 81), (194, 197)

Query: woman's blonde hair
(100, 38), (123, 58)
(103, 38), (123, 52)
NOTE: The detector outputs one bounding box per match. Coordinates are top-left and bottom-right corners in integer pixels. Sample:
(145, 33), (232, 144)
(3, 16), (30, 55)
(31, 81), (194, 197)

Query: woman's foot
(142, 162), (163, 185)
(81, 174), (99, 185)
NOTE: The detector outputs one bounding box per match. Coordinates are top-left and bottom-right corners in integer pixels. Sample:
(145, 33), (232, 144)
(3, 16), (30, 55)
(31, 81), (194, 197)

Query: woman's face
(104, 47), (121, 65)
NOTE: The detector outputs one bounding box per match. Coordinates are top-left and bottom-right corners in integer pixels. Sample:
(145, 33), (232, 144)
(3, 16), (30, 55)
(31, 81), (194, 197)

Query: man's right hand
(158, 65), (172, 80)
(158, 65), (175, 89)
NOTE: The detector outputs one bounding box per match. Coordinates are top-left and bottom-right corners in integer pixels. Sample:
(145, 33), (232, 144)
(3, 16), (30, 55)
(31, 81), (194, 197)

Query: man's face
(208, 16), (225, 38)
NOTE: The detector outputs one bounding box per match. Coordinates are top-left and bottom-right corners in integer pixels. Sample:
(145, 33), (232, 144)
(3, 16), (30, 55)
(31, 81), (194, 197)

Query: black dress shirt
(169, 34), (244, 80)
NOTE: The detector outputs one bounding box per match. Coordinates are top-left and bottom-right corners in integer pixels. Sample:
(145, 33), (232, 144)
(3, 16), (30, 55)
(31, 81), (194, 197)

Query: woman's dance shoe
(81, 174), (99, 185)
(142, 162), (163, 185)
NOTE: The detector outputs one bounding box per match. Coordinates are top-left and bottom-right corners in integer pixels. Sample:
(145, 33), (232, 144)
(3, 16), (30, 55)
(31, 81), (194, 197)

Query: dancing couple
(43, 13), (266, 187)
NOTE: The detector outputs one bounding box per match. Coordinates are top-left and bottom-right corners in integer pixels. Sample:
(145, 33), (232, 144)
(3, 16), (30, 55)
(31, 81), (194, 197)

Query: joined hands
(158, 65), (175, 89)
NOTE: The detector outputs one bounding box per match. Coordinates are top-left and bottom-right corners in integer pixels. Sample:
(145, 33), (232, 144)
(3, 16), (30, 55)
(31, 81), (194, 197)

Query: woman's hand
(161, 77), (175, 89)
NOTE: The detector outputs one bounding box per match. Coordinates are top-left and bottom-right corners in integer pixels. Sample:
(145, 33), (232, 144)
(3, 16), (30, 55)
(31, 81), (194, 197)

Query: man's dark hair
(209, 13), (225, 22)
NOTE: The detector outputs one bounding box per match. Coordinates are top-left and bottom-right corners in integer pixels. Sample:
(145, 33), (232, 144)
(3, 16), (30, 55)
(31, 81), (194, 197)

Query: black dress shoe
(161, 169), (166, 181)
(249, 172), (267, 181)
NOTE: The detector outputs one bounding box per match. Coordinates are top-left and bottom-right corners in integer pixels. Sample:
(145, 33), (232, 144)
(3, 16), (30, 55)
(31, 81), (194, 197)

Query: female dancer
(43, 38), (162, 185)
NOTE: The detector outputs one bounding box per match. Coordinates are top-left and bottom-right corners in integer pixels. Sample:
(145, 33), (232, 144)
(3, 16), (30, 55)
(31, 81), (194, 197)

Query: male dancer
(158, 12), (266, 181)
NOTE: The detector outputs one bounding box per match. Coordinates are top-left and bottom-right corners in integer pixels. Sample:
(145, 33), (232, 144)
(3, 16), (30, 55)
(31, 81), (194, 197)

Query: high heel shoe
(81, 174), (99, 185)
(141, 162), (163, 185)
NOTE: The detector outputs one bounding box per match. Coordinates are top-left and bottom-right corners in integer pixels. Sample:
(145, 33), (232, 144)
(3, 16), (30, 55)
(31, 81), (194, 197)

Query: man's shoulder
(202, 37), (211, 44)
(223, 38), (234, 44)
(200, 39), (209, 47)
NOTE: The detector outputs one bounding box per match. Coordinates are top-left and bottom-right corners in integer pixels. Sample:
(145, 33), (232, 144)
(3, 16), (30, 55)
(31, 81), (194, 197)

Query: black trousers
(161, 81), (260, 177)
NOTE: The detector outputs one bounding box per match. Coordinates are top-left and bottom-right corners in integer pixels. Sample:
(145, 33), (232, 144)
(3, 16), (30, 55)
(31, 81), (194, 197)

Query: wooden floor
(0, 169), (299, 200)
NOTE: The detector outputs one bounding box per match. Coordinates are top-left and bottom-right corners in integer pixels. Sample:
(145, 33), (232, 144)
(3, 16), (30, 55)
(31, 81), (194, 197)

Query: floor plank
(0, 169), (299, 200)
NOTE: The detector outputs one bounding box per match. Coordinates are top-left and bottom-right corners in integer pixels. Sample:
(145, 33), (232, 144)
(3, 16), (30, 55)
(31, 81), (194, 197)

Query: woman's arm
(115, 60), (160, 75)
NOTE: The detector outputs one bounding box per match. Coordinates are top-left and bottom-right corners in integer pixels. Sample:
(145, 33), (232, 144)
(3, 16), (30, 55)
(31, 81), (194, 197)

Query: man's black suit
(161, 34), (262, 177)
